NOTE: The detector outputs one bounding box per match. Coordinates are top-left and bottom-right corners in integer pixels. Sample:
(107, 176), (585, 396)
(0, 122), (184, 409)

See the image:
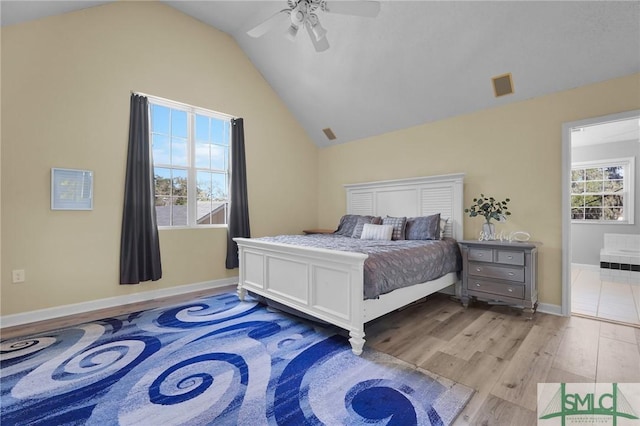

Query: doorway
(561, 109), (640, 324)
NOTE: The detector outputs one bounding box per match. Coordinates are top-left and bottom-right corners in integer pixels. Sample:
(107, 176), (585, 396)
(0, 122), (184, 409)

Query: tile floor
(571, 265), (640, 326)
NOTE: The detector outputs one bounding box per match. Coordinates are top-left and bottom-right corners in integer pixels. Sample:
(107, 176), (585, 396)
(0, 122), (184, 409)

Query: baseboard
(0, 277), (238, 329)
(0, 278), (567, 327)
(537, 302), (563, 316)
(571, 263), (600, 271)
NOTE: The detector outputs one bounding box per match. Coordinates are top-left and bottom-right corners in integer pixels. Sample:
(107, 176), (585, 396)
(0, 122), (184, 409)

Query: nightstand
(302, 228), (335, 235)
(459, 240), (538, 317)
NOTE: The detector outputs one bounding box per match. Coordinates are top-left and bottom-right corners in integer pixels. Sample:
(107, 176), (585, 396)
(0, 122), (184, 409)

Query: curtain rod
(131, 91), (237, 120)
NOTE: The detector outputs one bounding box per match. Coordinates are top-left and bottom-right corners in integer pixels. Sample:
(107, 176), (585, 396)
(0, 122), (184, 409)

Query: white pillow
(439, 217), (449, 238)
(361, 224), (394, 240)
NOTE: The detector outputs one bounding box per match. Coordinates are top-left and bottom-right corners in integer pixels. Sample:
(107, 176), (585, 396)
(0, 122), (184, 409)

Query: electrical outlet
(12, 269), (25, 283)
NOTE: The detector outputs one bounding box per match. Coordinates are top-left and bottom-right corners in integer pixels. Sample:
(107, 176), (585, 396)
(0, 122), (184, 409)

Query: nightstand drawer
(459, 240), (538, 316)
(468, 248), (493, 262)
(469, 263), (525, 282)
(496, 250), (524, 266)
(468, 278), (525, 299)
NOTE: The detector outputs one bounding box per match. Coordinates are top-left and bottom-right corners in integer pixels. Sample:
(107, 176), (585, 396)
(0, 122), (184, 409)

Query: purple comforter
(255, 234), (462, 299)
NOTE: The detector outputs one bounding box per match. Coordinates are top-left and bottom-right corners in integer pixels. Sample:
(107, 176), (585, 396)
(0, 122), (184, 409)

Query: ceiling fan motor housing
(291, 9), (305, 26)
(249, 0), (380, 52)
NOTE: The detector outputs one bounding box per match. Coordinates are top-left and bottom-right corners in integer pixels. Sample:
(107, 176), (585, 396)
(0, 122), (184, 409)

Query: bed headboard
(344, 173), (465, 240)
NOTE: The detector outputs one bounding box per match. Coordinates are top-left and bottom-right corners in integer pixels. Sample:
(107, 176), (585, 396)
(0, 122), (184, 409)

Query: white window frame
(570, 156), (635, 224)
(148, 96), (232, 229)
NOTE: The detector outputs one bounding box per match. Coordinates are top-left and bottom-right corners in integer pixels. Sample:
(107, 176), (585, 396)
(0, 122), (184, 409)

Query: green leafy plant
(465, 194), (511, 224)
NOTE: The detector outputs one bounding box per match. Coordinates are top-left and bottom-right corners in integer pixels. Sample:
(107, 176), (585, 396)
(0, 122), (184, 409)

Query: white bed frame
(235, 173), (464, 355)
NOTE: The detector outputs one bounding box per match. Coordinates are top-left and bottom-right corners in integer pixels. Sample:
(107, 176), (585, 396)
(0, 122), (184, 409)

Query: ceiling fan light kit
(247, 0), (381, 52)
(286, 24), (299, 41)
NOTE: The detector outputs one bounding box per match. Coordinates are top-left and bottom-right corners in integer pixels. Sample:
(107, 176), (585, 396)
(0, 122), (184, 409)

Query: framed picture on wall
(51, 168), (93, 210)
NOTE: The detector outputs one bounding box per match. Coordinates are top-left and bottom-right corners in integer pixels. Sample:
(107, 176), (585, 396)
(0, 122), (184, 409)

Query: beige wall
(2, 1), (638, 317)
(318, 73), (640, 307)
(1, 2), (318, 316)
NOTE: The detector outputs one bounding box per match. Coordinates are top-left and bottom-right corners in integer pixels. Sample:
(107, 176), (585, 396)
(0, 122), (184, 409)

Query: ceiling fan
(247, 0), (381, 52)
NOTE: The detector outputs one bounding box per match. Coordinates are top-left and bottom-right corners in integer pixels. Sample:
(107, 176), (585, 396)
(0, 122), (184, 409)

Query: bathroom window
(571, 157), (635, 224)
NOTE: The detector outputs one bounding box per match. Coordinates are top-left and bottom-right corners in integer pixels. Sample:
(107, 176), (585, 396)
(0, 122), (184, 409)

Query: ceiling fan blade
(305, 23), (329, 52)
(323, 1), (380, 18)
(247, 9), (290, 38)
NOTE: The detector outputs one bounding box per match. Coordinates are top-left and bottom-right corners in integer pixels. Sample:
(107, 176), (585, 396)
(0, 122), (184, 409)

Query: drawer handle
(507, 255), (513, 260)
(475, 283), (481, 287)
(477, 253), (484, 257)
(476, 268), (482, 272)
(508, 288), (513, 292)
(508, 272), (515, 276)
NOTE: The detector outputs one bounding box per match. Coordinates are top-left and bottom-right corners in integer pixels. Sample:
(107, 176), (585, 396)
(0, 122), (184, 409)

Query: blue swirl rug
(1, 292), (473, 425)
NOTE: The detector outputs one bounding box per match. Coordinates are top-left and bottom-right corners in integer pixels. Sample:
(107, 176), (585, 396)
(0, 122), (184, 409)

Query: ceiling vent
(492, 73), (514, 97)
(322, 127), (337, 140)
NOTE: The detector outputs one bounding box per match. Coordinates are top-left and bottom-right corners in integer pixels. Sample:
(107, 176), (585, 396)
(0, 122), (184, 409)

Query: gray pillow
(335, 214), (381, 236)
(405, 213), (441, 240)
(382, 216), (407, 240)
(351, 217), (374, 238)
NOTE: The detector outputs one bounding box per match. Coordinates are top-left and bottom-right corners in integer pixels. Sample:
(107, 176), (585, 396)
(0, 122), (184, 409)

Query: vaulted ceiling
(2, 1), (639, 147)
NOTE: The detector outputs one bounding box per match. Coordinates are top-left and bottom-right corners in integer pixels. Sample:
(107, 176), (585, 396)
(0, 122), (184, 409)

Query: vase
(482, 222), (495, 240)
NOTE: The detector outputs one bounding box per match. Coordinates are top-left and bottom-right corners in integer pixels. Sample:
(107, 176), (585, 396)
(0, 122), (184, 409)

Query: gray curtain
(226, 118), (251, 269)
(120, 94), (162, 284)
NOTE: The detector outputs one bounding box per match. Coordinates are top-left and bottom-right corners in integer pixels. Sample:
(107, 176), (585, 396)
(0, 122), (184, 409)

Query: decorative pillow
(351, 217), (374, 238)
(333, 215), (355, 235)
(334, 215), (381, 236)
(382, 216), (407, 241)
(360, 224), (394, 240)
(439, 217), (449, 239)
(405, 213), (441, 240)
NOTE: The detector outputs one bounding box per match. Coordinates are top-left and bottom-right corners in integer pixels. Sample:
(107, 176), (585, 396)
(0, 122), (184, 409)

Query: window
(571, 157), (635, 223)
(149, 97), (231, 227)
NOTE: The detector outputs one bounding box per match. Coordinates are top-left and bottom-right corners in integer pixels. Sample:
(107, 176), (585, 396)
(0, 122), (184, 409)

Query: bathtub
(600, 234), (640, 284)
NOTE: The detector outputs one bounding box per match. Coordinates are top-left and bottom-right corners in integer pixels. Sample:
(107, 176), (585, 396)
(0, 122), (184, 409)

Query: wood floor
(3, 287), (640, 425)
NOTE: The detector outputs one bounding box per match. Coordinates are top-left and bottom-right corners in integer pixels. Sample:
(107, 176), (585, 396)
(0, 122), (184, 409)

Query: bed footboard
(234, 237), (369, 354)
(234, 173), (464, 355)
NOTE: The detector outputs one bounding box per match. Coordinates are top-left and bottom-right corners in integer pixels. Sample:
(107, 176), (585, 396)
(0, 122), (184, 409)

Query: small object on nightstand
(302, 229), (335, 235)
(459, 240), (538, 318)
(509, 231), (531, 242)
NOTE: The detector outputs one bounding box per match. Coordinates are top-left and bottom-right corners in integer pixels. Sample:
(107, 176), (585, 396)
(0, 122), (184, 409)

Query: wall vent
(492, 73), (514, 97)
(322, 127), (337, 140)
